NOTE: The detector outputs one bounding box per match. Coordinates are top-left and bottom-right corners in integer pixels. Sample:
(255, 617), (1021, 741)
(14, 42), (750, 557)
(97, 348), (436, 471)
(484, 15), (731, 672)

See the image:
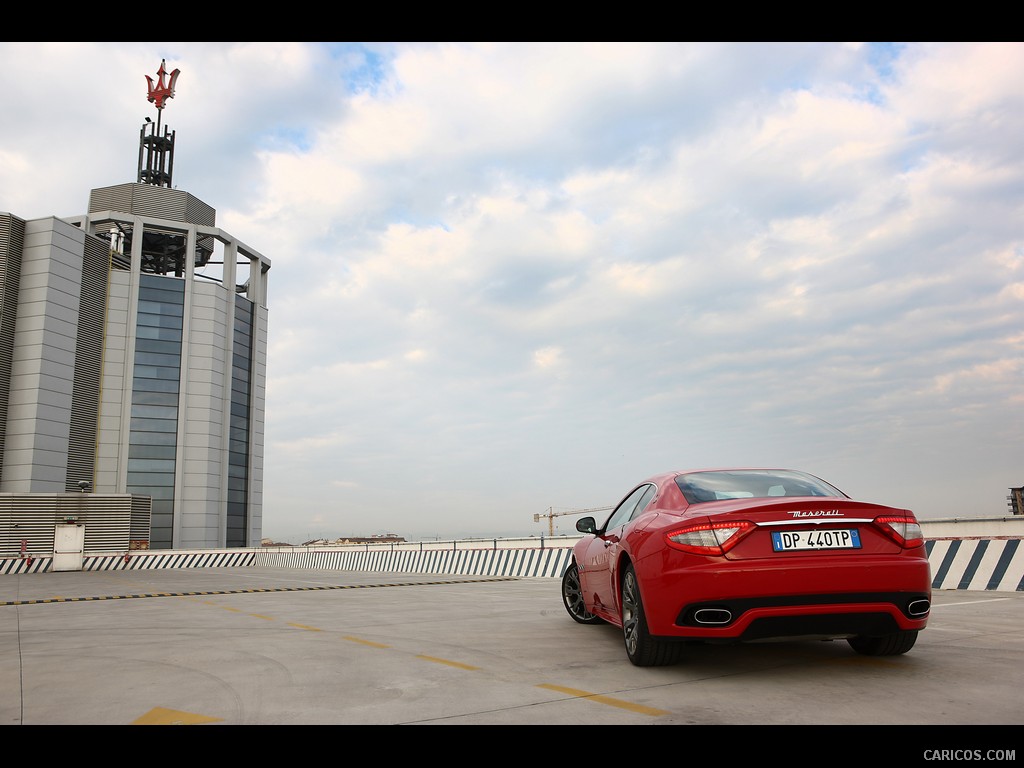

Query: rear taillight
(665, 520), (756, 555)
(875, 515), (924, 548)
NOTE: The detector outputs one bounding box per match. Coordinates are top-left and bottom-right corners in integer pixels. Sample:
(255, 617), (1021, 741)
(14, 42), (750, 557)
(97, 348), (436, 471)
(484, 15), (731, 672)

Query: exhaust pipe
(693, 607), (732, 625)
(908, 599), (930, 617)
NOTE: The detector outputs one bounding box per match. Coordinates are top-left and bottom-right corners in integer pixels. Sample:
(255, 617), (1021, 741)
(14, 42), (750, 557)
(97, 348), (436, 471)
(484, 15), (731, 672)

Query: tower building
(0, 60), (270, 551)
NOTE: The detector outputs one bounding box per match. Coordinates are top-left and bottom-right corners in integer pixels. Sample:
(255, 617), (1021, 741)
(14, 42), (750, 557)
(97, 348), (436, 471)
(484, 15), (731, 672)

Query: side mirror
(576, 516), (597, 534)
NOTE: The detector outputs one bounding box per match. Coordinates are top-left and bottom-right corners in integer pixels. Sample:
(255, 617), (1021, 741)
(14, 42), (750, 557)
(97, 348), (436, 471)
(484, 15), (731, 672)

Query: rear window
(675, 470), (846, 504)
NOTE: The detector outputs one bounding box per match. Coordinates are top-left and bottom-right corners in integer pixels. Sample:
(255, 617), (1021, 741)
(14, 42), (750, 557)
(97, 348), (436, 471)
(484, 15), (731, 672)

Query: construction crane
(533, 506), (612, 536)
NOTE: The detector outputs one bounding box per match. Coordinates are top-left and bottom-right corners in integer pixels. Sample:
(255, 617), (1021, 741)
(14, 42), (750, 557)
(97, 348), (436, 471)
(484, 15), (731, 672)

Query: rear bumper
(674, 593), (930, 641)
(637, 552), (931, 640)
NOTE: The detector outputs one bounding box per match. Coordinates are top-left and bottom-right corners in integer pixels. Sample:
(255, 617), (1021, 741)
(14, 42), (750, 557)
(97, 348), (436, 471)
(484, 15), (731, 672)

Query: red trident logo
(146, 59), (180, 110)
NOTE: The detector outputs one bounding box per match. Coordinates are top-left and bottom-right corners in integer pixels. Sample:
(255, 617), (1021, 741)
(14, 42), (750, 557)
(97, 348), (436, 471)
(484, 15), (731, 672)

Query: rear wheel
(621, 564), (682, 666)
(561, 562), (603, 624)
(847, 630), (918, 656)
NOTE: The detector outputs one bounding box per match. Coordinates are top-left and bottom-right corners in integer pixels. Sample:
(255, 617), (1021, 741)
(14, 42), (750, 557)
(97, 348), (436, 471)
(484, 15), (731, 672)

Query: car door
(580, 484), (656, 617)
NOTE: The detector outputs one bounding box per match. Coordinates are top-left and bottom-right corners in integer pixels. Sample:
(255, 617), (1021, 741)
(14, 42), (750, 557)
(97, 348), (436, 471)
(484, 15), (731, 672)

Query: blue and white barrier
(249, 542), (573, 578)
(2, 522), (1023, 591)
(926, 538), (1023, 591)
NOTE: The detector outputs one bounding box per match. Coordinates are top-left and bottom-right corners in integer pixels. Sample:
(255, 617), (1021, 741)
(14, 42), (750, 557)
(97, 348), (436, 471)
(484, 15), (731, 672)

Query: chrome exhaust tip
(908, 599), (930, 617)
(693, 607), (732, 625)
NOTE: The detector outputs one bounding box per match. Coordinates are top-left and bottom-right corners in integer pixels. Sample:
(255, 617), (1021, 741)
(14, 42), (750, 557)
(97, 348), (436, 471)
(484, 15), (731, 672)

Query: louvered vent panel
(0, 215), (25, 482)
(88, 185), (135, 215)
(65, 234), (108, 492)
(88, 184), (215, 227)
(132, 185), (188, 220)
(183, 195), (216, 227)
(130, 495), (152, 542)
(0, 494), (151, 555)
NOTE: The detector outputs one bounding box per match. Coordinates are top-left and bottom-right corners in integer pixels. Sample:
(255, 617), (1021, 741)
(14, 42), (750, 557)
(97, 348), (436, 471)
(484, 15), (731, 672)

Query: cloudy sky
(2, 42), (1022, 543)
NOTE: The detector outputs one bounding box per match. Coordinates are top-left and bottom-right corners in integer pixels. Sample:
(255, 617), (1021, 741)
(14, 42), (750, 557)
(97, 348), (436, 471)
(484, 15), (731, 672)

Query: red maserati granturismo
(561, 468), (931, 666)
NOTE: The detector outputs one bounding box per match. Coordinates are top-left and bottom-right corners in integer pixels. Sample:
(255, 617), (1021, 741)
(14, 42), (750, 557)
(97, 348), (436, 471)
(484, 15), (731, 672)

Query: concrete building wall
(248, 302), (268, 545)
(920, 517), (1024, 539)
(178, 279), (230, 548)
(95, 270), (130, 494)
(1, 218), (83, 492)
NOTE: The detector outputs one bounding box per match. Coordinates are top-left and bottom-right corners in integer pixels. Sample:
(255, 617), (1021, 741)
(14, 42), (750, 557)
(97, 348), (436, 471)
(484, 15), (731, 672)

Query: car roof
(648, 467), (799, 482)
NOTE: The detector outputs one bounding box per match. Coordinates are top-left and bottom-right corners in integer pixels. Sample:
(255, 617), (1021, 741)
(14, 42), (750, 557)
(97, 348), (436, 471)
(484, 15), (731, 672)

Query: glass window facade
(227, 295), (253, 547)
(127, 274), (183, 548)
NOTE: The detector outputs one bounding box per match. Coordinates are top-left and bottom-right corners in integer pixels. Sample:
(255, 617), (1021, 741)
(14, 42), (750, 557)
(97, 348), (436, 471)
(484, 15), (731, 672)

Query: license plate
(772, 528), (861, 552)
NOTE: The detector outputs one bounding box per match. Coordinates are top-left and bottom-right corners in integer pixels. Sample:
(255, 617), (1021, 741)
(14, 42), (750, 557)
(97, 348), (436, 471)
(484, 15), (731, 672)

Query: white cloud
(4, 41), (1024, 542)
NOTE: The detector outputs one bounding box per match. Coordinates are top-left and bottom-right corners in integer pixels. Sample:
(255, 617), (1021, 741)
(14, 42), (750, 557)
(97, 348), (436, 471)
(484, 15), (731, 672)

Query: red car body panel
(571, 469), (931, 644)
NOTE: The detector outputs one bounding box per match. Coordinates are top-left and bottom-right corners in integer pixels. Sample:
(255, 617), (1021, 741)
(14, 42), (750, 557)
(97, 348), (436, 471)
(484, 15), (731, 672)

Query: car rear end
(635, 497), (932, 643)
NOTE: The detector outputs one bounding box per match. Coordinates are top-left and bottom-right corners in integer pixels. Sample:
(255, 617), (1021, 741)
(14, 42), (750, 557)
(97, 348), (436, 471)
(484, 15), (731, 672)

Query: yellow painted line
(416, 654), (481, 671)
(222, 606), (242, 613)
(249, 614), (275, 621)
(132, 706), (223, 725)
(287, 622), (322, 631)
(343, 635), (391, 648)
(537, 684), (669, 717)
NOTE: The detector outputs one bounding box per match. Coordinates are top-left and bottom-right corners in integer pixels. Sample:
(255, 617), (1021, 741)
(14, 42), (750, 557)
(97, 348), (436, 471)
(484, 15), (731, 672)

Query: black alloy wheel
(561, 562), (603, 624)
(621, 563), (682, 666)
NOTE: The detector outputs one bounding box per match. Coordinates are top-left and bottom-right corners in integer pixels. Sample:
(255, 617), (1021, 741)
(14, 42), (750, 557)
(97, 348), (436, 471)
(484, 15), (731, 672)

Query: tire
(847, 630), (918, 656)
(621, 564), (683, 666)
(561, 562), (603, 625)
